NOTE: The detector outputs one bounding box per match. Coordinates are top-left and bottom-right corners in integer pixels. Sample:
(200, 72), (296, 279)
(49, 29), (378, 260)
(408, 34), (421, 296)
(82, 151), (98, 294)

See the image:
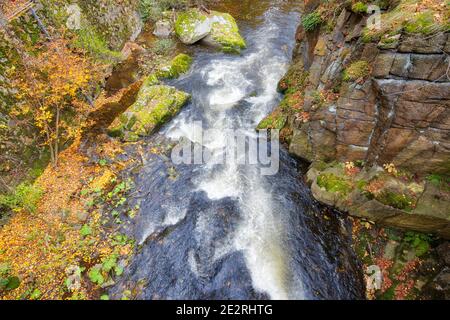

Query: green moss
(73, 27), (122, 63)
(356, 180), (368, 191)
(343, 60), (371, 81)
(351, 2), (368, 14)
(142, 74), (160, 87)
(156, 54), (193, 79)
(278, 63), (309, 93)
(256, 110), (287, 130)
(108, 85), (190, 141)
(403, 232), (432, 257)
(0, 182), (43, 214)
(152, 38), (176, 55)
(404, 11), (443, 34)
(317, 173), (352, 195)
(302, 11), (323, 32)
(209, 11), (246, 54)
(426, 174), (450, 191)
(175, 9), (208, 43)
(376, 191), (415, 212)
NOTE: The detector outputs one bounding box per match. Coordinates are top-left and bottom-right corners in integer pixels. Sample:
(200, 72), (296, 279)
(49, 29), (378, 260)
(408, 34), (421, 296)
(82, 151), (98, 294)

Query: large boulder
(174, 9), (212, 44)
(108, 84), (190, 142)
(306, 163), (450, 239)
(202, 12), (247, 53)
(174, 9), (246, 53)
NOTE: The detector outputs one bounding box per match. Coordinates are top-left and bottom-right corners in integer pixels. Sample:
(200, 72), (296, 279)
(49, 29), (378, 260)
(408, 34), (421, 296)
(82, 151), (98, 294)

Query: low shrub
(0, 182), (43, 214)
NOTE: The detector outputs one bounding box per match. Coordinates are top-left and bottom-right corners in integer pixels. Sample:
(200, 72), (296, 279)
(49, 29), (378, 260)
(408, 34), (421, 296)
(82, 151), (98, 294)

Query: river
(111, 0), (365, 300)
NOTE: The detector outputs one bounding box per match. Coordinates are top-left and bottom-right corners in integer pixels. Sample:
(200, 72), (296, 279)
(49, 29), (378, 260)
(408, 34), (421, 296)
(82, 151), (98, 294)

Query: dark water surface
(112, 0), (365, 300)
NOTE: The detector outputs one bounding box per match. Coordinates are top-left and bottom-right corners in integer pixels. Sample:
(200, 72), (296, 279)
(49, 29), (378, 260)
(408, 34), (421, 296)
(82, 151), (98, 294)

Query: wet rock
(108, 84), (190, 142)
(120, 41), (145, 60)
(437, 242), (450, 266)
(289, 127), (314, 162)
(306, 162), (450, 238)
(422, 267), (450, 299)
(313, 37), (327, 56)
(414, 182), (450, 222)
(83, 80), (143, 139)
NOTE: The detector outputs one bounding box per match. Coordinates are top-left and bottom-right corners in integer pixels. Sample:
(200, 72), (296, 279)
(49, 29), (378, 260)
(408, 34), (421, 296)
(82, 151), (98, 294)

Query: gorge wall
(263, 0), (450, 237)
(288, 2), (449, 175)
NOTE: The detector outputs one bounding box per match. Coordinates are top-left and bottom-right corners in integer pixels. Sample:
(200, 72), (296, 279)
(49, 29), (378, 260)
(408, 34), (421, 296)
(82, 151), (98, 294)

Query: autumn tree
(12, 39), (96, 166)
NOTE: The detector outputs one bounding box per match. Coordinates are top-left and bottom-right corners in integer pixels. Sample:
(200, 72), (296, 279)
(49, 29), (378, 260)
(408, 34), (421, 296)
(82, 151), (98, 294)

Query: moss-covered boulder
(174, 9), (246, 53)
(306, 162), (450, 239)
(203, 12), (247, 53)
(174, 9), (211, 45)
(108, 84), (190, 142)
(156, 54), (193, 79)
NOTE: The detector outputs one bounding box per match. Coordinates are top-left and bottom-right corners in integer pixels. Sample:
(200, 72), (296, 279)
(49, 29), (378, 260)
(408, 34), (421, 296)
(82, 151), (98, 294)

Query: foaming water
(112, 2), (364, 300)
(163, 10), (297, 298)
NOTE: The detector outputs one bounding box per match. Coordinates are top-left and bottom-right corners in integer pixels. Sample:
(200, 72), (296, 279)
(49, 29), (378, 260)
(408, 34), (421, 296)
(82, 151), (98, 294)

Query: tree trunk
(54, 106), (60, 167)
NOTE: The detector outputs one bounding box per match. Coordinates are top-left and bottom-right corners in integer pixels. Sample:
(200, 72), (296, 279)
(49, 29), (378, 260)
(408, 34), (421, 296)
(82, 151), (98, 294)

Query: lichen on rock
(108, 84), (190, 142)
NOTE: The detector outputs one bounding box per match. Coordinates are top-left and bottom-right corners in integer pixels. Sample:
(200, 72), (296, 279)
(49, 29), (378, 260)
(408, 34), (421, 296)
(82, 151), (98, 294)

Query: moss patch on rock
(207, 11), (246, 53)
(374, 190), (416, 212)
(302, 11), (323, 32)
(343, 60), (371, 81)
(108, 84), (190, 142)
(351, 2), (368, 14)
(175, 9), (210, 44)
(256, 109), (287, 131)
(317, 173), (353, 195)
(156, 53), (193, 79)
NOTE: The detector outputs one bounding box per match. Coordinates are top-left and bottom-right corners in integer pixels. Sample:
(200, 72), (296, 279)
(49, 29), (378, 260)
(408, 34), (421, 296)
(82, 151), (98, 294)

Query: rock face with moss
(278, 1), (450, 176)
(108, 84), (190, 142)
(41, 0), (142, 54)
(174, 9), (246, 53)
(307, 162), (450, 239)
(273, 0), (450, 237)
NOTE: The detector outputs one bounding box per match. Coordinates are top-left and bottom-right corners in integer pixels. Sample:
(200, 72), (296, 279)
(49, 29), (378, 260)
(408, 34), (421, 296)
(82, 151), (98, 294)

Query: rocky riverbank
(257, 0), (449, 299)
(0, 0), (248, 300)
(259, 0), (449, 237)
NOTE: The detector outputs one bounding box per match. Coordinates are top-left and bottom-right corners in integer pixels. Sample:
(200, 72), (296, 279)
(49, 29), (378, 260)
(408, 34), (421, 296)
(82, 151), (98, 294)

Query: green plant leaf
(88, 266), (104, 285)
(80, 224), (92, 237)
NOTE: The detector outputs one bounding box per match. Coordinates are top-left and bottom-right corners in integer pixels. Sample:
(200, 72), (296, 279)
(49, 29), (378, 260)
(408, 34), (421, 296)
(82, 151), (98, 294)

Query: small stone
(153, 20), (173, 38)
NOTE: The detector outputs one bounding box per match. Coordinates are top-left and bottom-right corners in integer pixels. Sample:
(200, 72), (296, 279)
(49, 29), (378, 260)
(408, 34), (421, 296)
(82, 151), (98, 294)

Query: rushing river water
(112, 0), (365, 300)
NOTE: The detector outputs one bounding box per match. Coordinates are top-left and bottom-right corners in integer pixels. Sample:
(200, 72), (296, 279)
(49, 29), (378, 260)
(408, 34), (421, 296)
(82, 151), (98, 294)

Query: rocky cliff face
(73, 0), (142, 50)
(288, 7), (449, 175)
(266, 0), (450, 237)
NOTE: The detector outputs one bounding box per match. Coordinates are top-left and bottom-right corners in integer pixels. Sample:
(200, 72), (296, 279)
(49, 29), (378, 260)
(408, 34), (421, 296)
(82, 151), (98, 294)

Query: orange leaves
(364, 179), (385, 196)
(11, 38), (100, 165)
